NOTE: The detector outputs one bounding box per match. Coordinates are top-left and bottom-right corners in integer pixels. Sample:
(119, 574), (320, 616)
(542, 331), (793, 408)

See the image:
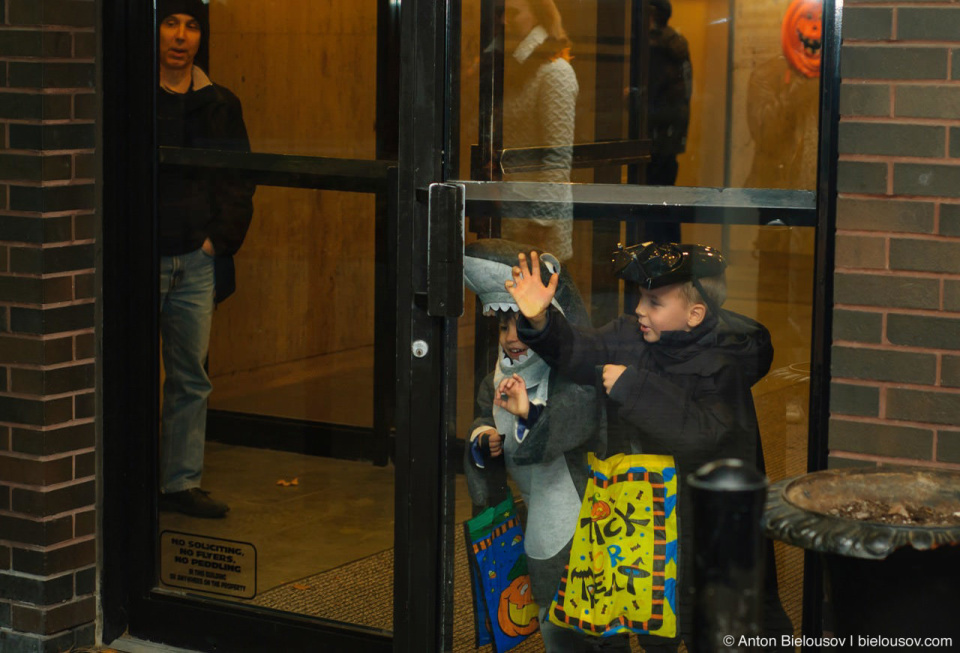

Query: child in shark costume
(464, 239), (618, 652)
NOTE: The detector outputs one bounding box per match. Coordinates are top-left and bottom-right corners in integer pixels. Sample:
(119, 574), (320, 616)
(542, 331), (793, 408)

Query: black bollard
(689, 459), (768, 653)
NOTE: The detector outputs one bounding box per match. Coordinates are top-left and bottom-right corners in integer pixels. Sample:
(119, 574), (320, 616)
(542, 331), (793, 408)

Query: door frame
(391, 0), (457, 646)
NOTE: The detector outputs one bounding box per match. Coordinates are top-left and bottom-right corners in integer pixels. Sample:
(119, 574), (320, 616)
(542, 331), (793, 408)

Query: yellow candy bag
(549, 453), (679, 639)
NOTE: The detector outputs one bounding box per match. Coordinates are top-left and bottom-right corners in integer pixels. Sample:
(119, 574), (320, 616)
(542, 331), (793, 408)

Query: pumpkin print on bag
(498, 575), (540, 638)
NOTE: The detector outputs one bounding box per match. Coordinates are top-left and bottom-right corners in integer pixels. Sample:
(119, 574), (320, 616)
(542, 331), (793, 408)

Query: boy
(463, 239), (614, 652)
(506, 242), (792, 650)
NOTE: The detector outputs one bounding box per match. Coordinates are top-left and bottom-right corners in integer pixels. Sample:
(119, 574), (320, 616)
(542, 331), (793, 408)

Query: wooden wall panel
(210, 189), (376, 377)
(208, 0), (378, 158)
(202, 1), (379, 377)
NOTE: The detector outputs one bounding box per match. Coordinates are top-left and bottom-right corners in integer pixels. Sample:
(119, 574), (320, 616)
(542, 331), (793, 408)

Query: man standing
(156, 0), (254, 518)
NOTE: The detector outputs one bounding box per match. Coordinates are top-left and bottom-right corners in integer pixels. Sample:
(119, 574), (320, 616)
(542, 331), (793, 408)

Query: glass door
(427, 0), (827, 650)
(151, 0), (401, 629)
(103, 0), (444, 650)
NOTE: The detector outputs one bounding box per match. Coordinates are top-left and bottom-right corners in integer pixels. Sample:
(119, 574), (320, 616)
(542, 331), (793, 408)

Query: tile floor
(158, 444), (475, 598)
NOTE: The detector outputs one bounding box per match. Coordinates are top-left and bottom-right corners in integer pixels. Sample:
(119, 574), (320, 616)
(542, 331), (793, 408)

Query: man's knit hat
(157, 0), (208, 65)
(157, 0), (209, 30)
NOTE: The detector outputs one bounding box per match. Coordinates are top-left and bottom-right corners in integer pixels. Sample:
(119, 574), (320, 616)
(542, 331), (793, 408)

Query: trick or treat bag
(464, 493), (539, 652)
(549, 453), (679, 640)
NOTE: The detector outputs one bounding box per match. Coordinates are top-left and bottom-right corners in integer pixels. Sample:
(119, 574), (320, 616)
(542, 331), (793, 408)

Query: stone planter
(763, 467), (960, 643)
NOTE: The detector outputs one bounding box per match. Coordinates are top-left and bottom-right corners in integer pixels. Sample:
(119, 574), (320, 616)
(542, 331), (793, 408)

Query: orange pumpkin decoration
(497, 575), (539, 638)
(781, 0), (822, 78)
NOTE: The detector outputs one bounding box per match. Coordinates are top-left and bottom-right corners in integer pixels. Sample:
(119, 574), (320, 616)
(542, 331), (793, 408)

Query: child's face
(634, 284), (702, 343)
(498, 313), (529, 360)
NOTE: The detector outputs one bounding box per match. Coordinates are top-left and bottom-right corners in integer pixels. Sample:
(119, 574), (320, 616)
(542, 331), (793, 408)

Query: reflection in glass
(744, 0), (822, 190)
(454, 222), (814, 650)
(147, 0), (825, 644)
(459, 0), (823, 191)
(646, 0), (692, 189)
(499, 0), (578, 261)
(732, 0), (822, 190)
(642, 0), (692, 244)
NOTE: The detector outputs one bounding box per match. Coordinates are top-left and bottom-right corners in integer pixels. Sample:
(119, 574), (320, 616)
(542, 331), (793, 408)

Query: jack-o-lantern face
(591, 499), (611, 521)
(497, 575), (539, 638)
(781, 0), (822, 78)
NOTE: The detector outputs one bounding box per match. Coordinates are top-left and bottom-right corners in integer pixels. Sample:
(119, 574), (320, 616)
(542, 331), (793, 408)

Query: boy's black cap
(612, 241), (726, 289)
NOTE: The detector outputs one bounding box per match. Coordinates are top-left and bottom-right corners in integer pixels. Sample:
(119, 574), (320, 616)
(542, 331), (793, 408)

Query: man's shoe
(159, 488), (230, 518)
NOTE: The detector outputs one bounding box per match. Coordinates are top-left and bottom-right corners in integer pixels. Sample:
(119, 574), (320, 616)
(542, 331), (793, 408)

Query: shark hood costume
(462, 238), (605, 608)
(464, 238), (591, 328)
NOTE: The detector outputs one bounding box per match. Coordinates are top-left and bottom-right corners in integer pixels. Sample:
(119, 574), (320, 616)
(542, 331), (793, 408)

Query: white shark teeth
(483, 302), (519, 315)
(501, 350), (530, 366)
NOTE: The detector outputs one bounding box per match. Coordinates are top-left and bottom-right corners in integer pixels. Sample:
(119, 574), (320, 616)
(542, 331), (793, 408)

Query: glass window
(207, 1), (378, 158)
(457, 0), (822, 190)
(147, 0), (821, 645)
(449, 0), (820, 647)
(152, 0), (406, 633)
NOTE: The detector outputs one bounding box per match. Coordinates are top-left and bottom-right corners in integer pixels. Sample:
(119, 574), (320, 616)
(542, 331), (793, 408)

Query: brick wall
(0, 1), (98, 651)
(832, 1), (960, 470)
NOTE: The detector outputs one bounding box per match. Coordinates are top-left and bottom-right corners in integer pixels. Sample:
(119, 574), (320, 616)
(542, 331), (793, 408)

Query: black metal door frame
(392, 0), (457, 647)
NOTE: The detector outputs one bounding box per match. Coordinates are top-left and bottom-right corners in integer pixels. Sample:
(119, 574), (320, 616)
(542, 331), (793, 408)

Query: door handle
(426, 182), (465, 317)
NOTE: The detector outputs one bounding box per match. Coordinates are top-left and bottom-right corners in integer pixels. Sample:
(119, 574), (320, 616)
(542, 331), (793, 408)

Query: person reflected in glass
(156, 0), (255, 518)
(499, 0), (578, 262)
(646, 0), (691, 188)
(643, 0), (692, 245)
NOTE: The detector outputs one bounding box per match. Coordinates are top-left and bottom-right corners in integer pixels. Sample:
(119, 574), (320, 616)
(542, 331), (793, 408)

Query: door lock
(411, 340), (429, 358)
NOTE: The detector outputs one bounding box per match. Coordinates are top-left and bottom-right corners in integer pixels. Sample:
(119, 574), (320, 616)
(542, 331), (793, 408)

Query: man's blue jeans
(159, 248), (215, 494)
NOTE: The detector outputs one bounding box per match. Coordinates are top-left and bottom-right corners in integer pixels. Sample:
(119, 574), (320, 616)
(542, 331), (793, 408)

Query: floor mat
(248, 520), (796, 653)
(249, 525), (549, 652)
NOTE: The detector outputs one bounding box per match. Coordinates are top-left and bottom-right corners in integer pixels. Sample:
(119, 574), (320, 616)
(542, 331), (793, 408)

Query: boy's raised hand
(504, 252), (558, 331)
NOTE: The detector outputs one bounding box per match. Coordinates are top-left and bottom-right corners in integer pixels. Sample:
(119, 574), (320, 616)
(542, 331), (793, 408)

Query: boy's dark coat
(517, 306), (778, 640)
